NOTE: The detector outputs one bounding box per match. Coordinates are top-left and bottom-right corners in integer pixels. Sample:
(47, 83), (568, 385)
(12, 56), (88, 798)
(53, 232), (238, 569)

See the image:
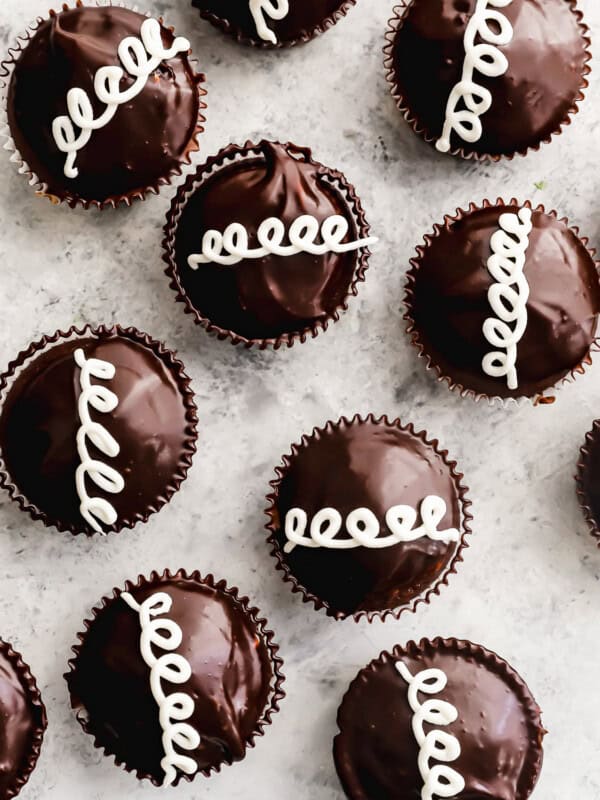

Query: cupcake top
(66, 572), (283, 785)
(4, 5), (204, 206)
(405, 202), (600, 399)
(0, 640), (46, 800)
(164, 140), (375, 346)
(0, 327), (197, 535)
(192, 0), (356, 46)
(266, 415), (471, 620)
(385, 0), (589, 159)
(334, 638), (544, 800)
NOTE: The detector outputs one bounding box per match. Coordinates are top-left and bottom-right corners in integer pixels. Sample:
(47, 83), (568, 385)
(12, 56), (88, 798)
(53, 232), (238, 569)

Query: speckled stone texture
(0, 1), (599, 798)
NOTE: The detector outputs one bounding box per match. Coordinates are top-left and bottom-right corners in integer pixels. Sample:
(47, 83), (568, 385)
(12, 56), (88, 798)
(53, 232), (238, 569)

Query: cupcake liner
(0, 638), (47, 800)
(65, 569), (286, 786)
(265, 413), (473, 622)
(162, 139), (373, 349)
(0, 324), (198, 535)
(383, 0), (591, 162)
(404, 198), (600, 406)
(0, 0), (207, 210)
(575, 419), (600, 546)
(335, 637), (544, 800)
(192, 0), (357, 49)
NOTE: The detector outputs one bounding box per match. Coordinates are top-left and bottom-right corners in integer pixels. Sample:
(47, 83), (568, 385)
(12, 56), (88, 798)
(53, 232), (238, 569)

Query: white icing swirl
(396, 661), (465, 800)
(74, 348), (124, 533)
(436, 0), (514, 154)
(249, 0), (289, 44)
(52, 18), (190, 179)
(482, 207), (532, 389)
(122, 591), (200, 787)
(283, 495), (459, 554)
(187, 214), (378, 268)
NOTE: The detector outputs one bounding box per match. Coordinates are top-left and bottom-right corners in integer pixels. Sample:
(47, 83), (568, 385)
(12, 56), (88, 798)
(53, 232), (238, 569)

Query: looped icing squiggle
(396, 661), (465, 800)
(436, 0), (514, 153)
(74, 348), (124, 533)
(482, 207), (532, 389)
(187, 214), (378, 268)
(122, 591), (200, 787)
(52, 18), (190, 179)
(249, 0), (290, 44)
(284, 495), (459, 554)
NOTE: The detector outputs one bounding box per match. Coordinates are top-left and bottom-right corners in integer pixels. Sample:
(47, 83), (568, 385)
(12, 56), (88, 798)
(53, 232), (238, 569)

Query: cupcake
(405, 200), (600, 401)
(1, 3), (206, 208)
(65, 570), (285, 786)
(0, 639), (47, 799)
(334, 638), (545, 799)
(265, 414), (472, 620)
(0, 325), (197, 535)
(163, 140), (376, 348)
(576, 420), (600, 545)
(191, 0), (357, 47)
(384, 0), (590, 160)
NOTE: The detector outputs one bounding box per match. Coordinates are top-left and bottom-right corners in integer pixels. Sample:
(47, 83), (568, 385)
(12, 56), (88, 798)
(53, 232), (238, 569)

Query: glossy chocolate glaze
(193, 0), (351, 44)
(271, 418), (464, 618)
(174, 142), (360, 341)
(390, 0), (588, 157)
(334, 640), (544, 800)
(0, 643), (45, 798)
(0, 334), (192, 534)
(7, 6), (202, 203)
(67, 578), (274, 782)
(408, 205), (600, 398)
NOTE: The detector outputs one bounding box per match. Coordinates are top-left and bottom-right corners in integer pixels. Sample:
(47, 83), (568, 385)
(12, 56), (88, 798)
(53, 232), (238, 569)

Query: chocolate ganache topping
(268, 416), (470, 619)
(66, 576), (276, 784)
(0, 641), (46, 799)
(387, 0), (589, 157)
(171, 141), (371, 343)
(406, 203), (600, 399)
(6, 5), (203, 204)
(334, 639), (545, 800)
(0, 330), (196, 535)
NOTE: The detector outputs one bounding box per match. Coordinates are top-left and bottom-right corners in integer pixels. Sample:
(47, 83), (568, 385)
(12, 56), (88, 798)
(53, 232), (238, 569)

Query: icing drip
(284, 495), (459, 554)
(482, 207), (532, 389)
(52, 18), (190, 178)
(436, 0), (514, 153)
(187, 214), (378, 268)
(74, 348), (124, 533)
(396, 662), (465, 800)
(121, 591), (200, 786)
(249, 0), (289, 44)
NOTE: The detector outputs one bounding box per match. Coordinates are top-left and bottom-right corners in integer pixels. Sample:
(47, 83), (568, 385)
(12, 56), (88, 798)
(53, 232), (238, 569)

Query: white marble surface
(0, 0), (600, 797)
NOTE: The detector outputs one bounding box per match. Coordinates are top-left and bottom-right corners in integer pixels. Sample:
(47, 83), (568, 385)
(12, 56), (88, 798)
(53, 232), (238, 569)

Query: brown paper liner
(192, 0), (357, 48)
(265, 413), (473, 622)
(162, 139), (373, 349)
(334, 637), (544, 799)
(404, 198), (600, 405)
(383, 0), (591, 162)
(0, 1), (207, 210)
(575, 419), (600, 546)
(0, 639), (47, 800)
(65, 569), (286, 786)
(0, 324), (198, 535)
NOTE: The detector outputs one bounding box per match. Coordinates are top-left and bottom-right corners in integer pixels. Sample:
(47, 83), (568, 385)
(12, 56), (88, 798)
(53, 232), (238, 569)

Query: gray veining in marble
(1, 0), (600, 797)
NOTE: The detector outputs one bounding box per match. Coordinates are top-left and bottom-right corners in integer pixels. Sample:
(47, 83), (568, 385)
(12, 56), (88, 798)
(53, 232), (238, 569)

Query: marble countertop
(1, 0), (600, 797)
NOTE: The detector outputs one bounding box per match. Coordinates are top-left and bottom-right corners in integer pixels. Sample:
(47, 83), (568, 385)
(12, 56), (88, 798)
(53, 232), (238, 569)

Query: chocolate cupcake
(576, 420), (600, 545)
(0, 639), (47, 799)
(1, 3), (206, 208)
(384, 0), (590, 160)
(163, 140), (376, 348)
(192, 0), (357, 47)
(405, 200), (600, 401)
(265, 414), (472, 621)
(66, 570), (285, 786)
(0, 325), (197, 535)
(334, 638), (544, 799)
